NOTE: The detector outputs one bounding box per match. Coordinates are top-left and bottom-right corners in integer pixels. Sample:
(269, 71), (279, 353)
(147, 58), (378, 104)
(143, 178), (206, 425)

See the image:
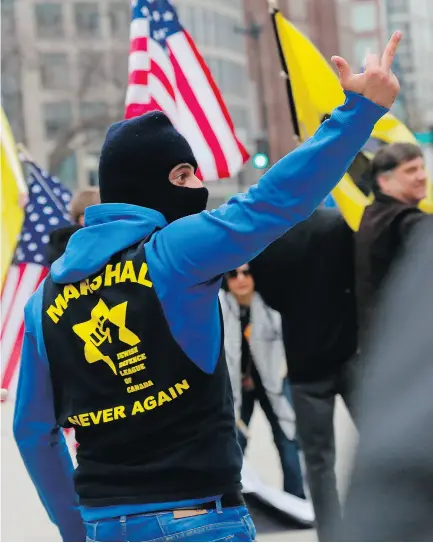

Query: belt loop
(216, 498), (223, 514)
(120, 515), (127, 540)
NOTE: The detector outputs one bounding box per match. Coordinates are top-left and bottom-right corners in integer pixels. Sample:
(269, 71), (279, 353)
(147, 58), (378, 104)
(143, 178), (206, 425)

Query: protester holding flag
(13, 1), (402, 537)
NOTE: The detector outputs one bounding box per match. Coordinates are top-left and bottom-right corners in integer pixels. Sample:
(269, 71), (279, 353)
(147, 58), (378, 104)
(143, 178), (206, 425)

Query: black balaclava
(99, 111), (208, 223)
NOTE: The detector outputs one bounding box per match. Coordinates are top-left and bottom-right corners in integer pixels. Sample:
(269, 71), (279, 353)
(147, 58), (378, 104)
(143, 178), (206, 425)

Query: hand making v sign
(331, 31), (402, 109)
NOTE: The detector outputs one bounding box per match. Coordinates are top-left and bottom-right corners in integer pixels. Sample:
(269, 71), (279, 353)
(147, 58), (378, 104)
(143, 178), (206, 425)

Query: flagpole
(268, 3), (301, 143)
(16, 142), (35, 164)
(15, 142), (31, 208)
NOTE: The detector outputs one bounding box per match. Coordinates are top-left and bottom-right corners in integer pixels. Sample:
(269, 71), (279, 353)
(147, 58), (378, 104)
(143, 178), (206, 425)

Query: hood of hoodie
(50, 203), (167, 284)
(46, 224), (82, 266)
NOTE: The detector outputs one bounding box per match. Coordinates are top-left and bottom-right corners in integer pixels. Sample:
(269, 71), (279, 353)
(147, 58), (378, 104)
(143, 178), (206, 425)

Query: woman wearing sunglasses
(220, 264), (306, 500)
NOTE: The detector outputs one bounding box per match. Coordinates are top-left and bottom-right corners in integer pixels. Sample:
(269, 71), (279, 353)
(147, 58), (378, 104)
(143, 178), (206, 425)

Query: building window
(84, 152), (100, 186)
(405, 81), (416, 94)
(75, 2), (100, 38)
(288, 0), (308, 20)
(203, 8), (216, 47)
(204, 57), (247, 97)
(177, 5), (195, 37)
(179, 6), (243, 52)
(54, 152), (77, 191)
(387, 0), (407, 12)
(109, 1), (130, 38)
(228, 105), (250, 131)
(2, 0), (16, 34)
(39, 53), (69, 90)
(397, 48), (413, 71)
(354, 37), (380, 67)
(220, 60), (246, 95)
(34, 3), (63, 38)
(214, 12), (243, 51)
(1, 71), (19, 94)
(78, 51), (106, 90)
(110, 50), (128, 88)
(389, 20), (410, 36)
(79, 101), (108, 139)
(192, 6), (206, 45)
(351, 1), (377, 33)
(43, 101), (72, 139)
(2, 95), (26, 144)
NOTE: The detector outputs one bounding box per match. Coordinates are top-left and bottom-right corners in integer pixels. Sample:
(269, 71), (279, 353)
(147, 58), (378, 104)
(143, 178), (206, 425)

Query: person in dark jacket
(250, 207), (358, 541)
(355, 142), (428, 332)
(336, 215), (433, 542)
(46, 188), (100, 265)
(12, 34), (401, 543)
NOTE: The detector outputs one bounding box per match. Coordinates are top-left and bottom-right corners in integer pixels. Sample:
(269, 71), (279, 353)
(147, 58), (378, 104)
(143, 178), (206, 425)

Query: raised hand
(331, 32), (402, 109)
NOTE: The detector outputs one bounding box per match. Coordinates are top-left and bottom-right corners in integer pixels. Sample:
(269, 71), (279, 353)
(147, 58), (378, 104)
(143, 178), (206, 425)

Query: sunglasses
(226, 269), (251, 279)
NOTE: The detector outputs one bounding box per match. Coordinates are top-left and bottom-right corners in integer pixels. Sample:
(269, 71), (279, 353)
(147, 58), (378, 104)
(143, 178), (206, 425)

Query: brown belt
(172, 491), (245, 518)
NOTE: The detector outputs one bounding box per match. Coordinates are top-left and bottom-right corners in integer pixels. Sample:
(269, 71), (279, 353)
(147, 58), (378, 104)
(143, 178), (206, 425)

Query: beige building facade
(1, 0), (258, 205)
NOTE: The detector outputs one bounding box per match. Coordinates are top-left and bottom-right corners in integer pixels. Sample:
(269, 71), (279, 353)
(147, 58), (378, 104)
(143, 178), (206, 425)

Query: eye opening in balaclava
(98, 111), (209, 223)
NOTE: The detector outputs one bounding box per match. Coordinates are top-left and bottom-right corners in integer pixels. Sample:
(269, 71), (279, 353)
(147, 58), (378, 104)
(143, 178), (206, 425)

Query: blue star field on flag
(132, 0), (182, 49)
(14, 162), (73, 267)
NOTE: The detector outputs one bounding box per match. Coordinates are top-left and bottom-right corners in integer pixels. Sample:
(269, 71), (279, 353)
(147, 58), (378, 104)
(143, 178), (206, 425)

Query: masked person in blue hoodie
(13, 35), (401, 543)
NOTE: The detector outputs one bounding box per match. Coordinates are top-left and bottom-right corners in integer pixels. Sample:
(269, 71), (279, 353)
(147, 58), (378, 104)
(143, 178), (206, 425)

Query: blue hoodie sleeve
(148, 92), (386, 285)
(13, 289), (86, 542)
(145, 93), (387, 374)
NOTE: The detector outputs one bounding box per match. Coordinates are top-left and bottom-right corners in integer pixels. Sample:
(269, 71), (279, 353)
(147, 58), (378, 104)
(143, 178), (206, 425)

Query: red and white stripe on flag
(1, 263), (48, 401)
(125, 5), (249, 181)
(1, 264), (79, 450)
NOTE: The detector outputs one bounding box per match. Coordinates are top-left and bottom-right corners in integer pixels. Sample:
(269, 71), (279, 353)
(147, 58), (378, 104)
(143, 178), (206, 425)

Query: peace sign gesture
(331, 32), (402, 109)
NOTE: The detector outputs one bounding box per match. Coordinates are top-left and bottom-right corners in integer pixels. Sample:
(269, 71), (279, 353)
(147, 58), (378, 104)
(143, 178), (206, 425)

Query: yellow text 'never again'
(67, 379), (190, 427)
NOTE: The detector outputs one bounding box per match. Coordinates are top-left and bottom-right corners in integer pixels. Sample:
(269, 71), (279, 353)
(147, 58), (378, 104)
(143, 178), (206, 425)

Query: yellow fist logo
(73, 299), (140, 375)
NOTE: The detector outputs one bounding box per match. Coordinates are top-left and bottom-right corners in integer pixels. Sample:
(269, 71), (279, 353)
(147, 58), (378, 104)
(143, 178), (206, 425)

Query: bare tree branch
(2, 2), (130, 178)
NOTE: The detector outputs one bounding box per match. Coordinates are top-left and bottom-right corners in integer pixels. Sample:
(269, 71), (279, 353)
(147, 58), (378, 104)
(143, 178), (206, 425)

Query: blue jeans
(239, 375), (306, 499)
(84, 503), (256, 542)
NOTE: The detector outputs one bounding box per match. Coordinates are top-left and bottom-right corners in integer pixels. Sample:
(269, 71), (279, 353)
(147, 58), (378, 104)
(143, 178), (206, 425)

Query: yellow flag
(1, 107), (27, 288)
(273, 12), (432, 229)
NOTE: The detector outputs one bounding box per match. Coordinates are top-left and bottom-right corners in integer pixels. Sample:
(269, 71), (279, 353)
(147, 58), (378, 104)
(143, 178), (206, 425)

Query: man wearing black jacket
(355, 142), (428, 333)
(250, 207), (357, 541)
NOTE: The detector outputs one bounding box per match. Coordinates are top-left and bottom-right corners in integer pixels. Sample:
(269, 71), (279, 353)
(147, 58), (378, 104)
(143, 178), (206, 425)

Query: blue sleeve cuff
(336, 91), (389, 128)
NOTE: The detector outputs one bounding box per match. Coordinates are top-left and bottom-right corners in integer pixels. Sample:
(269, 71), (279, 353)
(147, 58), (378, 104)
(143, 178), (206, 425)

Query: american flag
(1, 161), (73, 400)
(125, 0), (249, 180)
